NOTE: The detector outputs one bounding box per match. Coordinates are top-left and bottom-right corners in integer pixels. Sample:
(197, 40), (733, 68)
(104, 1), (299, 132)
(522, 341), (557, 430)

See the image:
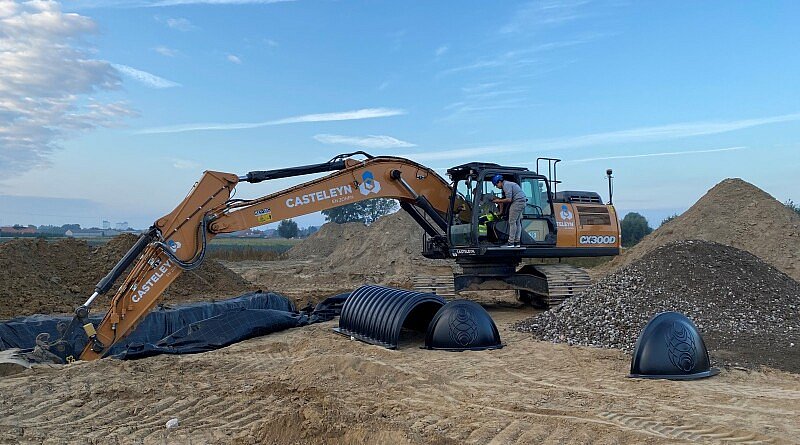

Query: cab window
(521, 178), (551, 216)
(449, 179), (474, 245)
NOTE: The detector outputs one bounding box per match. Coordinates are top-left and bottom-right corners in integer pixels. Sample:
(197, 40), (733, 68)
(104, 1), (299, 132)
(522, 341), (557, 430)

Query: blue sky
(0, 0), (798, 229)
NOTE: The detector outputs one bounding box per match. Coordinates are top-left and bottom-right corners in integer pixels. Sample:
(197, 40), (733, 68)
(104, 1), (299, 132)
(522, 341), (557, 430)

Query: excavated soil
(1, 310), (798, 444)
(0, 235), (252, 319)
(516, 240), (800, 373)
(283, 221), (367, 259)
(597, 178), (800, 281)
(234, 212), (455, 305)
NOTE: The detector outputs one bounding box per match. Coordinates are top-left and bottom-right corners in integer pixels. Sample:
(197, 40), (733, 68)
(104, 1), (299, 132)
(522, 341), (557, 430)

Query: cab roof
(447, 162), (530, 180)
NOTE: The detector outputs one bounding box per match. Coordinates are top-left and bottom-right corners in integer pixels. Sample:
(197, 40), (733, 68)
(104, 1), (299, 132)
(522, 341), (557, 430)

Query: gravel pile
(515, 240), (800, 372)
(597, 178), (800, 281)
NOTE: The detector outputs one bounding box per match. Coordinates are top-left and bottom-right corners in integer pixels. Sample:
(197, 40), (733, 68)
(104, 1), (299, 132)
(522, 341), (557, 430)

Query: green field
(207, 237), (302, 261)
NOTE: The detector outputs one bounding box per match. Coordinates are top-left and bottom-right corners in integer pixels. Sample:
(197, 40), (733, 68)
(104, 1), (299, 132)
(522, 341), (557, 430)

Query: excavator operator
(491, 174), (528, 248)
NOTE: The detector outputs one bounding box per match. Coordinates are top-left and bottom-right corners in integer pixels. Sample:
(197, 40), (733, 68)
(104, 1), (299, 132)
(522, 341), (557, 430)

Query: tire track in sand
(598, 411), (775, 444)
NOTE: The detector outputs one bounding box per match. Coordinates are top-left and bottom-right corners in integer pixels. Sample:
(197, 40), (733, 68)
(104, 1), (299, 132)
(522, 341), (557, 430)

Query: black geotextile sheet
(0, 291), (349, 361)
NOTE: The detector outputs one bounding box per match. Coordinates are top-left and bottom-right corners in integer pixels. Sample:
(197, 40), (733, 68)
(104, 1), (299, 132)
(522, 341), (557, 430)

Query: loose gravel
(515, 240), (800, 373)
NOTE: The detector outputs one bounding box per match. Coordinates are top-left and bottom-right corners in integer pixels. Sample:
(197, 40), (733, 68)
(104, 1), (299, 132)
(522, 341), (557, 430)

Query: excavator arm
(76, 154), (455, 360)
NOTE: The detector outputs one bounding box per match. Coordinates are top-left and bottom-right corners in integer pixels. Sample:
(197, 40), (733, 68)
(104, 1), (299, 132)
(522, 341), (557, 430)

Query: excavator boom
(78, 154), (452, 360)
(73, 152), (620, 360)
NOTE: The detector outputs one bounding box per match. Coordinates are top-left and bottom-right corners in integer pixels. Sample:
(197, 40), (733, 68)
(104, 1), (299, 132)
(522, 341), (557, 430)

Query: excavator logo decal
(559, 205), (573, 220)
(285, 185), (354, 208)
(359, 171), (381, 196)
(557, 205), (575, 228)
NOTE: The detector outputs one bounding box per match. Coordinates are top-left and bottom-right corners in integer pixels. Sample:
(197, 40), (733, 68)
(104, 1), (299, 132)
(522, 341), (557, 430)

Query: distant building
(115, 222), (129, 231)
(0, 225), (37, 236)
(65, 229), (121, 238)
(102, 220), (111, 229)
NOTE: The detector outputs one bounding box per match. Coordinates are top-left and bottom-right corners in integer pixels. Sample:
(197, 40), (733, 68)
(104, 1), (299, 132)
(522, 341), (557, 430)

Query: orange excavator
(65, 152), (619, 361)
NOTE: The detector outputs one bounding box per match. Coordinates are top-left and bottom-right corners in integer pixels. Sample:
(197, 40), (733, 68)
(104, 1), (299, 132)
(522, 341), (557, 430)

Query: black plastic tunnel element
(334, 285), (446, 349)
(629, 311), (719, 380)
(424, 300), (503, 351)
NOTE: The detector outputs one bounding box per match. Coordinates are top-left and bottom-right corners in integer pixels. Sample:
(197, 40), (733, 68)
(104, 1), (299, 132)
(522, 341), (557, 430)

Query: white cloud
(399, 146), (520, 162)
(412, 113), (800, 161)
(314, 134), (416, 149)
(164, 17), (195, 31)
(500, 0), (589, 34)
(264, 38), (278, 47)
(138, 108), (406, 134)
(566, 146), (747, 163)
(533, 113), (800, 150)
(226, 54), (242, 64)
(435, 45), (449, 57)
(112, 64), (181, 88)
(0, 0), (134, 176)
(76, 0), (295, 6)
(438, 40), (591, 77)
(154, 45), (178, 56)
(150, 0), (295, 5)
(172, 158), (201, 169)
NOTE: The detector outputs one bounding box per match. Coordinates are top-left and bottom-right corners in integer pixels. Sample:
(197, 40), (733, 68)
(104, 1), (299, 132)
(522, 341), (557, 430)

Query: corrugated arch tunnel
(334, 285), (446, 349)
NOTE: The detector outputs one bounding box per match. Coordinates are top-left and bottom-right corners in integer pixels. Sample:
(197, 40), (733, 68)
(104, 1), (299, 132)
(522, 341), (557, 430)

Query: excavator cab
(443, 163), (557, 250)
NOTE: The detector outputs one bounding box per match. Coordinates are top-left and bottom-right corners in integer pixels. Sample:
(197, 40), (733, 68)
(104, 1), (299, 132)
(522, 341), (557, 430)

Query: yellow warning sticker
(254, 208), (273, 224)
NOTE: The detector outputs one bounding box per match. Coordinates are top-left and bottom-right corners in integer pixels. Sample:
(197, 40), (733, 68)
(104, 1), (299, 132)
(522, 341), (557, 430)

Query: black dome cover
(629, 311), (719, 380)
(424, 300), (503, 351)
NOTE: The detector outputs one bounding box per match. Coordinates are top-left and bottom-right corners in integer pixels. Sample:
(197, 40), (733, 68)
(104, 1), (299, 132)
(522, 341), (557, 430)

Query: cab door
(518, 175), (557, 246)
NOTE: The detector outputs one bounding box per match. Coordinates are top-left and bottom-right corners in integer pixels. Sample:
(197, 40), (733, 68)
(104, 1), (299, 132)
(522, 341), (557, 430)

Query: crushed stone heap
(602, 178), (800, 281)
(515, 240), (800, 373)
(0, 234), (252, 319)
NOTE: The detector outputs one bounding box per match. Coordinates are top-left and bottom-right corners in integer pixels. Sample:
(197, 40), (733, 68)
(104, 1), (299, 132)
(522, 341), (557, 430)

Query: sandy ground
(1, 308), (798, 445)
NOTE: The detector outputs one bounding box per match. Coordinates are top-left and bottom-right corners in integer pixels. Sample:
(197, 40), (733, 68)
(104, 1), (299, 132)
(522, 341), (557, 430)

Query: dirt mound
(236, 212), (455, 303)
(0, 235), (252, 319)
(284, 221), (367, 259)
(602, 178), (800, 280)
(322, 212), (452, 282)
(516, 240), (800, 372)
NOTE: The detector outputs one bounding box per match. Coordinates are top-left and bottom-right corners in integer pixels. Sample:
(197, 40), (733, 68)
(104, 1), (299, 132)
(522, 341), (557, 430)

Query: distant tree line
(321, 198), (398, 224)
(620, 212), (653, 248)
(275, 220), (318, 239)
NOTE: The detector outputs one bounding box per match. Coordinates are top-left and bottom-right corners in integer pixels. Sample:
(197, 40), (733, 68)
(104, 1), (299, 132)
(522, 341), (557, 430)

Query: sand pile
(0, 234), (252, 319)
(284, 221), (367, 259)
(239, 212), (455, 302)
(603, 178), (800, 280)
(321, 212), (452, 280)
(516, 240), (800, 372)
(284, 212), (454, 284)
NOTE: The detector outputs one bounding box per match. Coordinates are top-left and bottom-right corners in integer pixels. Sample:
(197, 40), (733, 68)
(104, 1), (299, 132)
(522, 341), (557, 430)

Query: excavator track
(518, 264), (591, 308)
(421, 264), (590, 309)
(412, 275), (456, 299)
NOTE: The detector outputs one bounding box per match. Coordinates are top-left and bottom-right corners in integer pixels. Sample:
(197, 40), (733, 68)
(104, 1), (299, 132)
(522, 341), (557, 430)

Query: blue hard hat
(491, 174), (504, 185)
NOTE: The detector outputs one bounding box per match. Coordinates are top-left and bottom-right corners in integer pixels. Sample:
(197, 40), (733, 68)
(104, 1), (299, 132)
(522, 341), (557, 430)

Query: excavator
(53, 151), (620, 361)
